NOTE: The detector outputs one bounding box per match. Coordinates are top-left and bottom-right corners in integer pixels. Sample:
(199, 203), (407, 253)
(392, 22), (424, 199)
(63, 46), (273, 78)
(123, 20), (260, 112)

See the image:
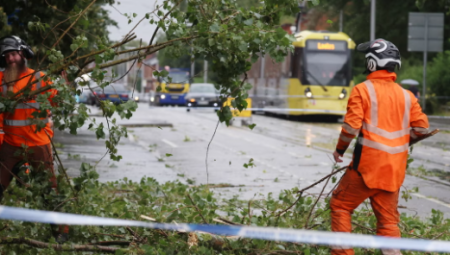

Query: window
(189, 84), (216, 93)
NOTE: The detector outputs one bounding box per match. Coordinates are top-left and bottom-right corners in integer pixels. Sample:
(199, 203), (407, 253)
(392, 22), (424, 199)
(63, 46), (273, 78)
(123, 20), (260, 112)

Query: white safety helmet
(357, 38), (401, 73)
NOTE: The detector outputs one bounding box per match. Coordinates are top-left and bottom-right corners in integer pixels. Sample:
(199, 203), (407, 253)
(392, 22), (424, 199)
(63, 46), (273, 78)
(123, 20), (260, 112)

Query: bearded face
(3, 50), (27, 90)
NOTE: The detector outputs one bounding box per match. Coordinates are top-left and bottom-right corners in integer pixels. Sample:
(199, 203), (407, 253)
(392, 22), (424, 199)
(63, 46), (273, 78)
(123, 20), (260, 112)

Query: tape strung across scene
(1, 205), (450, 252)
(185, 107), (347, 114)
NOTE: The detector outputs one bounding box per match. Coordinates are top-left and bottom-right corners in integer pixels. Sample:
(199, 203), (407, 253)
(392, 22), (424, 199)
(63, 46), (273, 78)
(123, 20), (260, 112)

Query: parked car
(129, 91), (140, 103)
(75, 78), (102, 106)
(77, 88), (94, 105)
(185, 83), (219, 111)
(96, 83), (130, 105)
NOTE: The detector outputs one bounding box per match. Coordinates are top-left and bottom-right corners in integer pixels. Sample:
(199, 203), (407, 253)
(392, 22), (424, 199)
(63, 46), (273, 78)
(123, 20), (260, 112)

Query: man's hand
(333, 151), (343, 163)
(61, 70), (71, 85)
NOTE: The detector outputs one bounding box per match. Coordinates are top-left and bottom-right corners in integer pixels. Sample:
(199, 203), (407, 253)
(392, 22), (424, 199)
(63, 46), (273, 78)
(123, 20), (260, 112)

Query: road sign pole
(422, 17), (428, 111)
(370, 0), (376, 41)
(203, 60), (208, 83)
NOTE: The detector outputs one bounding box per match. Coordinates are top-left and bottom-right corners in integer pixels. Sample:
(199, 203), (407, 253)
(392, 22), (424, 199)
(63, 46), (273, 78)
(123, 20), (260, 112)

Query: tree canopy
(0, 0), (117, 68)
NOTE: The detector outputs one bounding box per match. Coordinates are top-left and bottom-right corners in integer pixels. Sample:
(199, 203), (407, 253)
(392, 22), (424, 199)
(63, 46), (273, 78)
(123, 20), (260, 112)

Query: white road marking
(162, 139), (178, 148)
(412, 193), (450, 209)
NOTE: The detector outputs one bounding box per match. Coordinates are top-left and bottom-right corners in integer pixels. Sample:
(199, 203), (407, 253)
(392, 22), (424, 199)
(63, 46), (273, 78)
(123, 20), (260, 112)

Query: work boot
(51, 224), (70, 244)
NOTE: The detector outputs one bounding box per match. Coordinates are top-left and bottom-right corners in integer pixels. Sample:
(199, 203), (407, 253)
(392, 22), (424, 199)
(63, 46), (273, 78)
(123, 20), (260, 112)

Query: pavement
(54, 103), (450, 219)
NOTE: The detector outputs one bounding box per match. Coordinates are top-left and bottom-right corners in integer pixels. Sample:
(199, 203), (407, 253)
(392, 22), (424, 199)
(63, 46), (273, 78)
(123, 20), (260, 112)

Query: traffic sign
(407, 12), (444, 111)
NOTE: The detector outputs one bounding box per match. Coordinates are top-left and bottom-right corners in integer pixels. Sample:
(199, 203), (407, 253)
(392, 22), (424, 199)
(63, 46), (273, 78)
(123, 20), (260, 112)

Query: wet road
(55, 103), (450, 218)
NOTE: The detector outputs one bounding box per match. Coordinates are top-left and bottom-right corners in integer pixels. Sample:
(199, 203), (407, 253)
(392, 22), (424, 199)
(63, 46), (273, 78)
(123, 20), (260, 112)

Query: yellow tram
(248, 30), (356, 119)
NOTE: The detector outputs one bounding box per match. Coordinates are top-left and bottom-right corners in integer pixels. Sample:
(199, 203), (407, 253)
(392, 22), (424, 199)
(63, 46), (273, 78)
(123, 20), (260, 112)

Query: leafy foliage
(0, 0), (117, 68)
(428, 50), (450, 97)
(1, 166), (450, 254)
(2, 0), (449, 253)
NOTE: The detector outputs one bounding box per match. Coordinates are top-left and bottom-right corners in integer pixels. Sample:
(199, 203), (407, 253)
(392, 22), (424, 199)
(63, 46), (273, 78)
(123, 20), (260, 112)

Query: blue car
(97, 83), (129, 105)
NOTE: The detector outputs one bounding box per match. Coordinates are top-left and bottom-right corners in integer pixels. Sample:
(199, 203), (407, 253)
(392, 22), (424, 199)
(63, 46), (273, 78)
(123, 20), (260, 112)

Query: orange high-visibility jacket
(0, 68), (56, 147)
(336, 70), (429, 192)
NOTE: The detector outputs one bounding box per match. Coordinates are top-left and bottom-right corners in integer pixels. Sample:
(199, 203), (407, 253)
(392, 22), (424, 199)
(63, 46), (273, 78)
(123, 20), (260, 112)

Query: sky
(103, 0), (160, 43)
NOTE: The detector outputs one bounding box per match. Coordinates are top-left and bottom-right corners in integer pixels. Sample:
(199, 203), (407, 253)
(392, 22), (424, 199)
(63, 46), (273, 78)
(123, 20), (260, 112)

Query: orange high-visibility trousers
(330, 169), (401, 255)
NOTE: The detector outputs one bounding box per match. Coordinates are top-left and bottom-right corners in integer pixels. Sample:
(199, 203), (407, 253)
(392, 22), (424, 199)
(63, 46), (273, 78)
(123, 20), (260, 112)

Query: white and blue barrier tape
(182, 107), (347, 114)
(1, 205), (450, 252)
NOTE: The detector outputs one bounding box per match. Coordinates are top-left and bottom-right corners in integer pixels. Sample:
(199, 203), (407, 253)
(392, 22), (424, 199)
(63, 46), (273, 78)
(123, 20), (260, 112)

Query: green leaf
(244, 18), (253, 26)
(160, 70), (169, 77)
(239, 43), (248, 52)
(327, 19), (333, 24)
(209, 23), (220, 33)
(165, 153), (173, 157)
(248, 123), (256, 130)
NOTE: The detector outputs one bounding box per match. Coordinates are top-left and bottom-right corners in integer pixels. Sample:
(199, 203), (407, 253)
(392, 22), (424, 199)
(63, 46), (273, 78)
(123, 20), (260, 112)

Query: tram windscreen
(303, 40), (350, 86)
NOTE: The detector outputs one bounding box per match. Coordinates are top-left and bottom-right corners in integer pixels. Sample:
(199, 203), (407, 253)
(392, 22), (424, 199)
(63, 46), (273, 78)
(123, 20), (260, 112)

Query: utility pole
(422, 17), (429, 111)
(339, 10), (343, 32)
(370, 0), (376, 41)
(203, 60), (208, 83)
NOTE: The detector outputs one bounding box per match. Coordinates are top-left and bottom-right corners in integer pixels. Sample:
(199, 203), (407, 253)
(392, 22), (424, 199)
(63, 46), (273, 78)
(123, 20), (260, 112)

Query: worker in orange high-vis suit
(0, 35), (57, 197)
(0, 36), (69, 241)
(331, 39), (429, 255)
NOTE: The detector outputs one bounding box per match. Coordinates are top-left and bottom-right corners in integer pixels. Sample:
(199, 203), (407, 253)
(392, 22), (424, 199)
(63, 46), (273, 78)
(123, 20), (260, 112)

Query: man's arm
(333, 86), (364, 162)
(409, 94), (429, 144)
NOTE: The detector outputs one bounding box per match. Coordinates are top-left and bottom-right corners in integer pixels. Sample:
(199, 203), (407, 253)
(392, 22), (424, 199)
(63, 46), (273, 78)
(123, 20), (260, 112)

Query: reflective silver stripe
(412, 127), (428, 134)
(4, 118), (49, 127)
(358, 137), (408, 154)
(35, 72), (41, 89)
(0, 130), (4, 134)
(402, 89), (411, 129)
(342, 123), (359, 135)
(364, 80), (378, 126)
(15, 102), (41, 109)
(362, 122), (409, 139)
(339, 134), (354, 143)
(2, 83), (6, 96)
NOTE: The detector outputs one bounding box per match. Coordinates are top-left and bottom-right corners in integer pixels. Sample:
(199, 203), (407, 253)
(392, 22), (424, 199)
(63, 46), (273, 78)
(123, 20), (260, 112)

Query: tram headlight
(160, 94), (166, 99)
(338, 89), (347, 99)
(305, 87), (313, 98)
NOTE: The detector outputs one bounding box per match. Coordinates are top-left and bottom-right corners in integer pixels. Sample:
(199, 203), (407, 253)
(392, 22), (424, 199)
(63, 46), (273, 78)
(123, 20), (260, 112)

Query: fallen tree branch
(88, 240), (131, 246)
(0, 237), (122, 253)
(187, 193), (208, 224)
(410, 129), (440, 146)
(275, 165), (348, 217)
(45, 131), (75, 195)
(304, 166), (336, 229)
(352, 221), (375, 233)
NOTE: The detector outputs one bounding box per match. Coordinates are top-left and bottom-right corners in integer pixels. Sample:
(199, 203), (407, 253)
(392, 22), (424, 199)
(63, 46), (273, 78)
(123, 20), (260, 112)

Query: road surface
(55, 103), (450, 218)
